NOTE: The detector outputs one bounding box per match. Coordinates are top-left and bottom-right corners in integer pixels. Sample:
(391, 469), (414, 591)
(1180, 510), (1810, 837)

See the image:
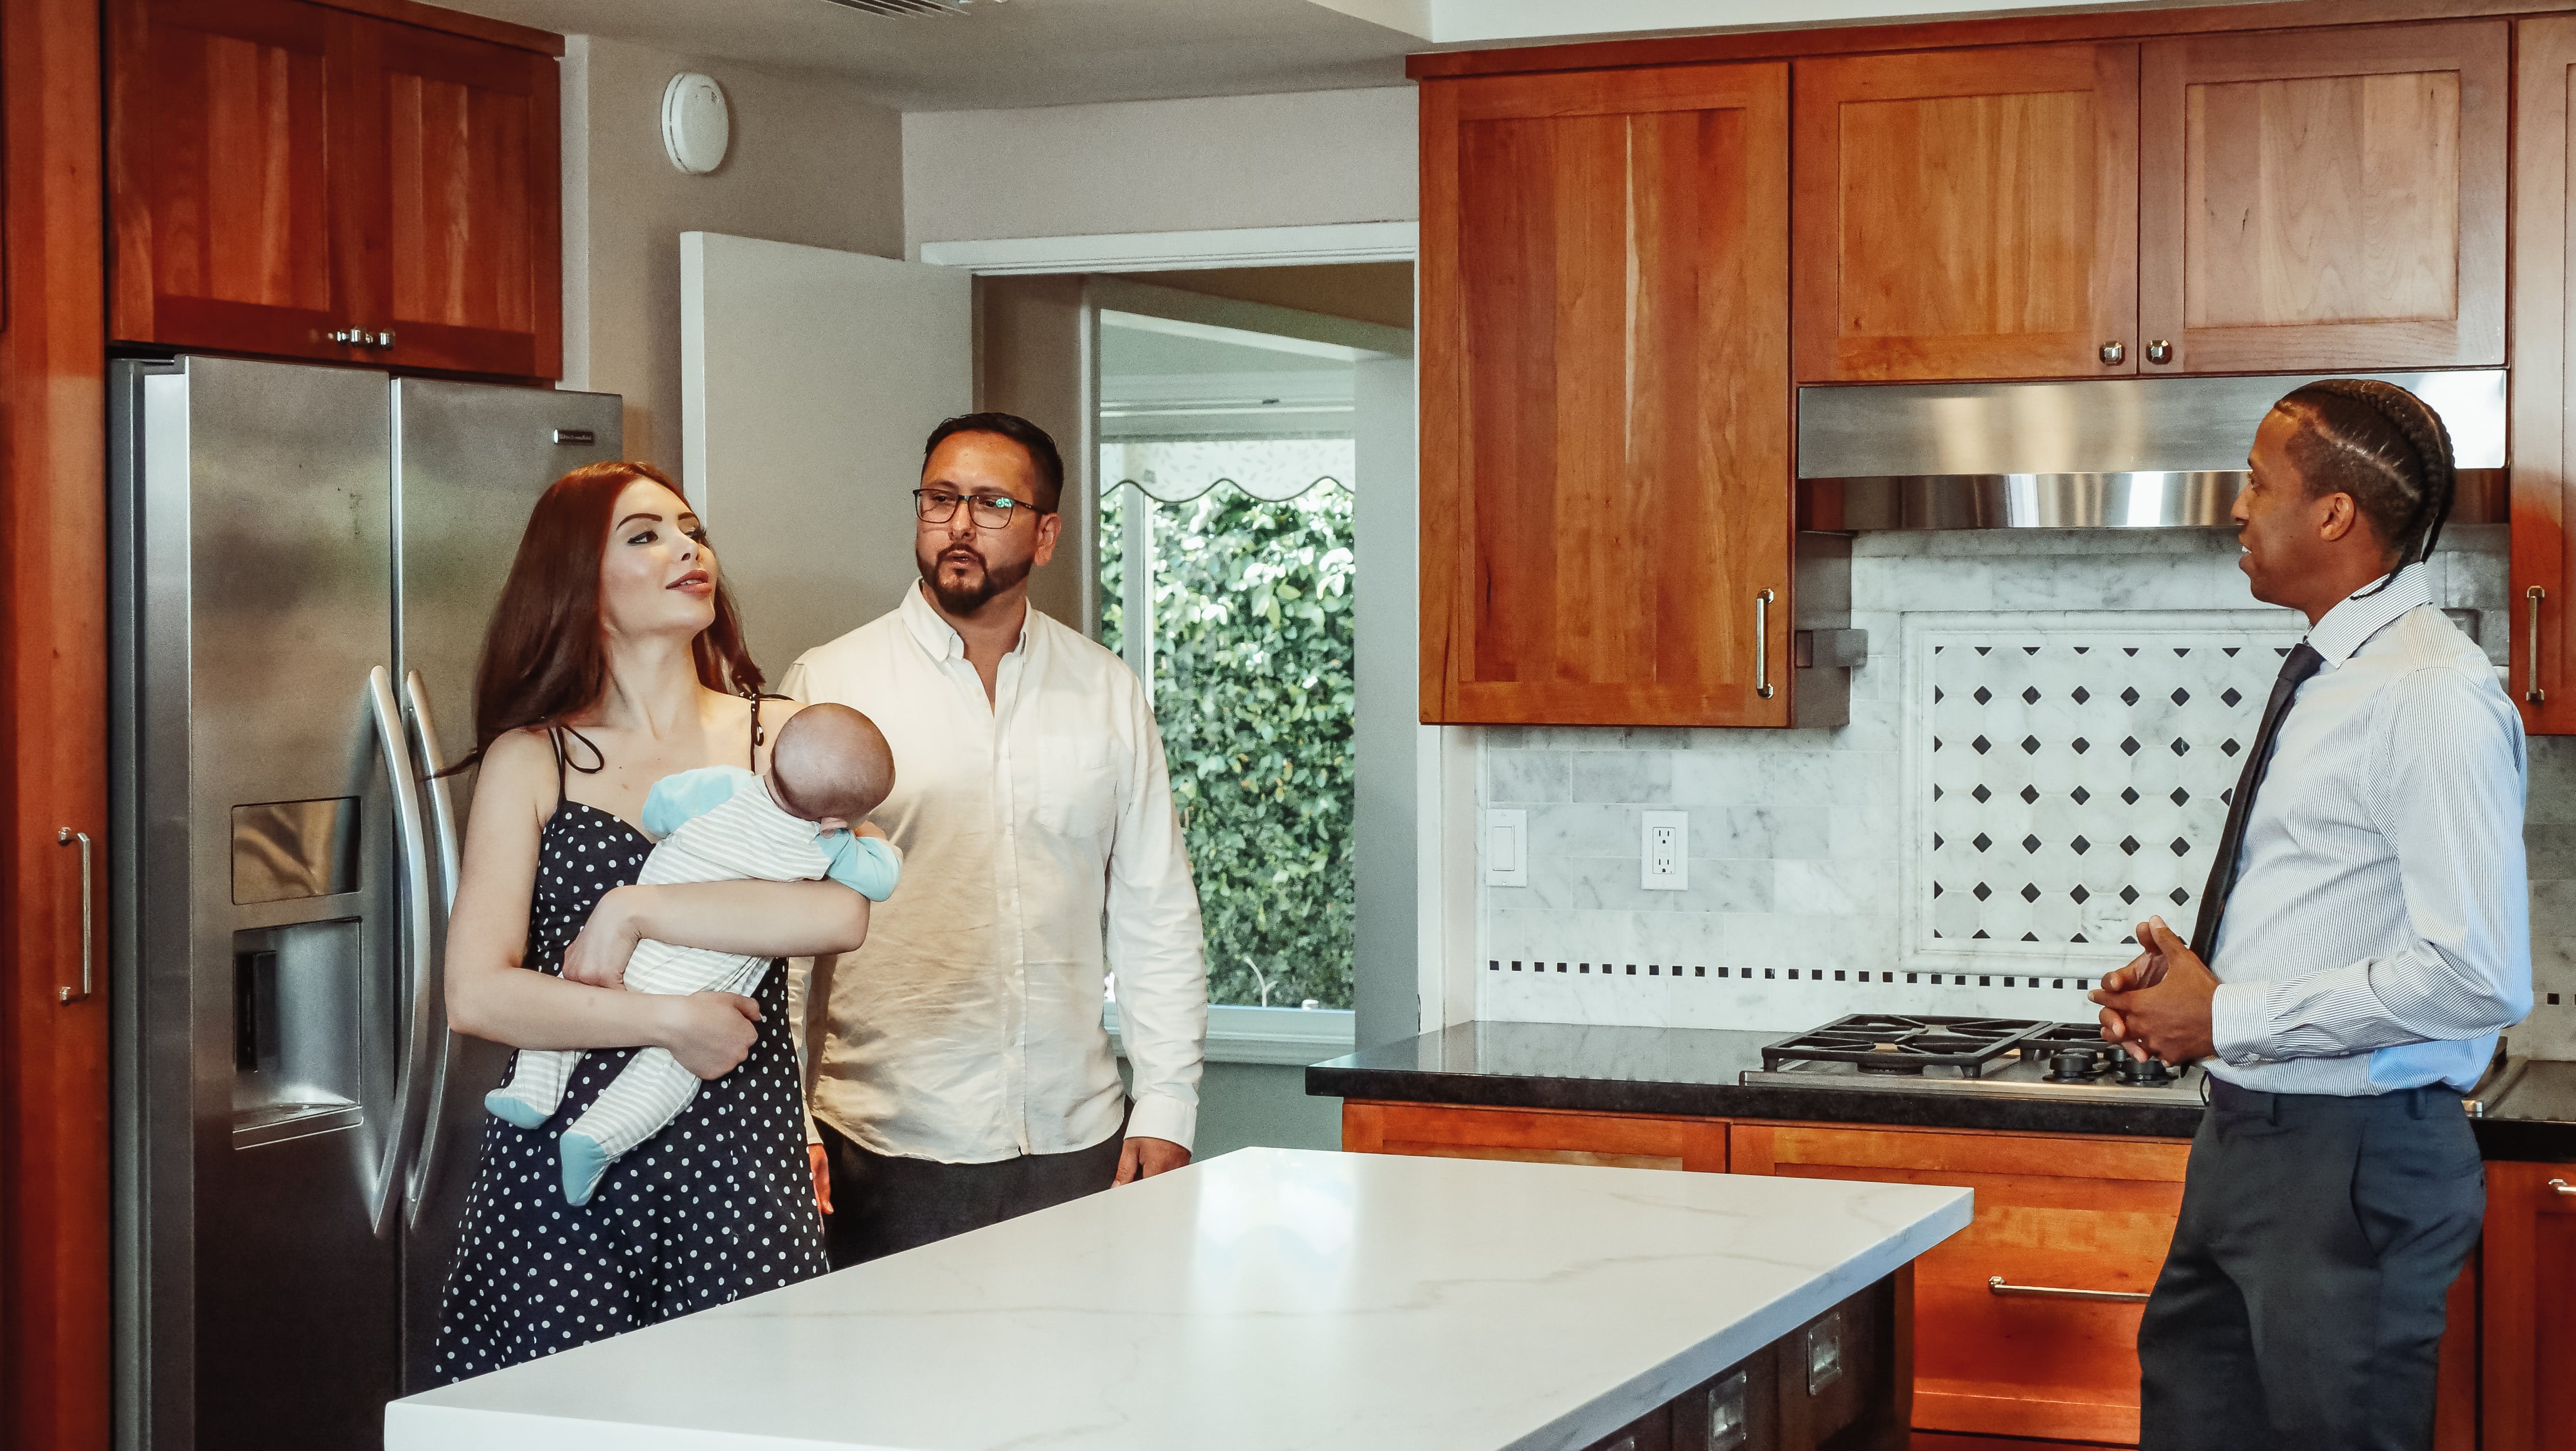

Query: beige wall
(562, 35), (905, 474)
(901, 88), (1416, 251)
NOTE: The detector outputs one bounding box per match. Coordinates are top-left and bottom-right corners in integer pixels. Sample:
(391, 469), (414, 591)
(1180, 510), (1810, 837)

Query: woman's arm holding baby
(563, 878), (872, 987)
(445, 732), (764, 1077)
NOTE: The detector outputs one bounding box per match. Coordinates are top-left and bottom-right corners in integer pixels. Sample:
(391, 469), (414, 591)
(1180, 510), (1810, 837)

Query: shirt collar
(898, 579), (1033, 662)
(2305, 563), (2432, 668)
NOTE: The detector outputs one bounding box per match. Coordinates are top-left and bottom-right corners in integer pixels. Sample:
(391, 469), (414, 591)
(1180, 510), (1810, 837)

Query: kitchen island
(385, 1147), (1970, 1451)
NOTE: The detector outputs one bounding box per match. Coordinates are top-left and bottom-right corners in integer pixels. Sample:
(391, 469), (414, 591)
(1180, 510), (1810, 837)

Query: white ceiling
(439, 0), (1420, 111)
(437, 0), (2288, 113)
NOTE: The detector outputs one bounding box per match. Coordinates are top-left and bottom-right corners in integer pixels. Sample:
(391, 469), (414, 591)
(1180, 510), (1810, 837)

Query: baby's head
(767, 703), (895, 829)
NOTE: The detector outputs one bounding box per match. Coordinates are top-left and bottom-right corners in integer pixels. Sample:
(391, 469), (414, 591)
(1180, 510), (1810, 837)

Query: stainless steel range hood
(1797, 371), (2507, 531)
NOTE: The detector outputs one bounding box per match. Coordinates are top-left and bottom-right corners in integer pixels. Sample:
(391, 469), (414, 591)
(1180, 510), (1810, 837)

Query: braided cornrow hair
(2269, 378), (2456, 597)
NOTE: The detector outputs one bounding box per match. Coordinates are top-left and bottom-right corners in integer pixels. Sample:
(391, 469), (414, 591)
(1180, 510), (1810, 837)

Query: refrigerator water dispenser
(228, 919), (364, 1148)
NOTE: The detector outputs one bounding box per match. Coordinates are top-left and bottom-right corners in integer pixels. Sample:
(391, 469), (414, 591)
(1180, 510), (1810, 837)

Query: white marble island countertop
(387, 1147), (1970, 1451)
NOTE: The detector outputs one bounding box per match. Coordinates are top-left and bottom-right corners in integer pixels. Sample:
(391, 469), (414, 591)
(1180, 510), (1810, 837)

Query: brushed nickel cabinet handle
(57, 828), (93, 1004)
(2530, 585), (2548, 704)
(2145, 339), (2173, 365)
(2549, 1178), (2574, 1196)
(1755, 589), (1776, 700)
(1988, 1275), (2149, 1304)
(2099, 341), (2126, 365)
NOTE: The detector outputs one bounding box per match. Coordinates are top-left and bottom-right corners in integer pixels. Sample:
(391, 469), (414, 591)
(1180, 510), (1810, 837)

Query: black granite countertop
(1306, 1022), (2576, 1162)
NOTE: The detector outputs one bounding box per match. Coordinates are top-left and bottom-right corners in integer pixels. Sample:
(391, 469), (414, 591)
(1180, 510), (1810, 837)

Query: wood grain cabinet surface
(2478, 1162), (2576, 1451)
(2514, 16), (2576, 736)
(2137, 20), (2507, 375)
(109, 0), (560, 378)
(1417, 62), (1793, 727)
(1792, 43), (2141, 384)
(1730, 1123), (2185, 1446)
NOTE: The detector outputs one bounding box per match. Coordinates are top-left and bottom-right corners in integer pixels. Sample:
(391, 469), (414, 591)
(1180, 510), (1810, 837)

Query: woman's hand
(564, 885), (647, 987)
(656, 991), (763, 1079)
(808, 1144), (833, 1216)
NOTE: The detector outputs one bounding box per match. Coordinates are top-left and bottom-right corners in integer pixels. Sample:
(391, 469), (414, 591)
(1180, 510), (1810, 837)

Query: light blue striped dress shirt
(2204, 563), (2533, 1095)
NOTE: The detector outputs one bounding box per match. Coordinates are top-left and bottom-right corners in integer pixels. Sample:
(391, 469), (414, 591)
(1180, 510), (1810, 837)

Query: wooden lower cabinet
(2479, 1162), (2576, 1451)
(1349, 1103), (2482, 1447)
(1574, 1280), (1909, 1451)
(1342, 1101), (1728, 1172)
(1732, 1123), (2182, 1445)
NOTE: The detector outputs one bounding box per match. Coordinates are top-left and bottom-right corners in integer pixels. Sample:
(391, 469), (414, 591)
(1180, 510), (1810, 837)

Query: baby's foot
(484, 1088), (551, 1130)
(560, 1130), (612, 1206)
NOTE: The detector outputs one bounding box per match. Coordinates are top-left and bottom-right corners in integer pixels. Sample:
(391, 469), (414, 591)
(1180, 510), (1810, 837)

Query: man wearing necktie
(2090, 379), (2531, 1450)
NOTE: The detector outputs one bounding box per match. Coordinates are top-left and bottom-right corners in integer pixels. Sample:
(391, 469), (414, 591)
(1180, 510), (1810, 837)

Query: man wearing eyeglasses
(778, 411), (1209, 1268)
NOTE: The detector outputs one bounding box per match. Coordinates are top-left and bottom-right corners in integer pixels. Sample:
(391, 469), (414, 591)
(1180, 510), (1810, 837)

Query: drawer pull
(1988, 1275), (2149, 1304)
(2551, 1178), (2574, 1197)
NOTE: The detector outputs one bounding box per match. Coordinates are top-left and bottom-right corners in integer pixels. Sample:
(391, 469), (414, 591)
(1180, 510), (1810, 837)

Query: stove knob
(2050, 1048), (2104, 1081)
(2117, 1054), (2174, 1085)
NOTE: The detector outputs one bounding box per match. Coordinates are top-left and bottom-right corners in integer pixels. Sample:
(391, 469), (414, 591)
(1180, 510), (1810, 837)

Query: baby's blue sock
(561, 1130), (611, 1206)
(485, 1088), (550, 1130)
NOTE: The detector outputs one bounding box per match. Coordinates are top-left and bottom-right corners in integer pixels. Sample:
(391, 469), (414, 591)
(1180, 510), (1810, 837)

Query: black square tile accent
(2169, 887), (2189, 905)
(1511, 960), (1521, 971)
(1972, 784), (1991, 803)
(2121, 885), (2140, 904)
(2171, 739), (2191, 756)
(1973, 735), (1992, 754)
(1933, 882), (1945, 898)
(2072, 836), (2091, 854)
(1834, 970), (1846, 981)
(2222, 739), (2241, 757)
(1974, 685), (1992, 704)
(2122, 736), (2142, 755)
(1973, 833), (1992, 852)
(2022, 686), (2041, 704)
(2020, 883), (2040, 902)
(1489, 959), (1499, 971)
(2072, 686), (2091, 703)
(2122, 786), (2140, 804)
(2073, 786), (2091, 804)
(2170, 787), (2190, 806)
(1973, 883), (1992, 901)
(2021, 834), (2042, 852)
(2021, 735), (2041, 754)
(2073, 737), (2091, 754)
(2071, 884), (2091, 903)
(2020, 785), (2039, 803)
(2121, 835), (2141, 854)
(2222, 688), (2243, 707)
(2121, 687), (2141, 706)
(1934, 784), (1945, 800)
(2171, 688), (2190, 705)
(2170, 836), (2191, 856)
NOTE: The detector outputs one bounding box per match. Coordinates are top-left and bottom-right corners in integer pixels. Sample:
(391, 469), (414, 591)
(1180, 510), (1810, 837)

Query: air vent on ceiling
(819, 0), (978, 15)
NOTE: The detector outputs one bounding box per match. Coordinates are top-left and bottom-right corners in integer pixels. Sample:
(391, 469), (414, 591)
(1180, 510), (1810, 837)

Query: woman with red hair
(429, 462), (866, 1381)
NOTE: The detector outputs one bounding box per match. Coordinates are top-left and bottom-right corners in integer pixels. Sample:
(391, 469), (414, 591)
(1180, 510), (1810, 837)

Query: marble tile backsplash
(1478, 526), (2576, 1058)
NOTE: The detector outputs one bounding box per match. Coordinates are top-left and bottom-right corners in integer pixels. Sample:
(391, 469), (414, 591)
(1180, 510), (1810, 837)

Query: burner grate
(1760, 1014), (2052, 1077)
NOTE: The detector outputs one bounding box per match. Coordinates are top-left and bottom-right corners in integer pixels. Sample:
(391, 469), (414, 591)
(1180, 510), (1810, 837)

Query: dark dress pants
(816, 1118), (1126, 1269)
(2139, 1081), (2484, 1451)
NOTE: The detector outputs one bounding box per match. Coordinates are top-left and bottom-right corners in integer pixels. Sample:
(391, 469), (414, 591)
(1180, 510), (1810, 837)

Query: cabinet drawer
(1734, 1123), (2186, 1445)
(1344, 1102), (1728, 1172)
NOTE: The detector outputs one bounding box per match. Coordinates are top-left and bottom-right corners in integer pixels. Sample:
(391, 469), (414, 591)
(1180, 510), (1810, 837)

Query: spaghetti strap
(748, 695), (763, 772)
(547, 725), (570, 800)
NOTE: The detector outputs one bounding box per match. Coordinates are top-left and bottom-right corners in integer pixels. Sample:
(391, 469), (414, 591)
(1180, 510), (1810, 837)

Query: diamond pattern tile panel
(1920, 628), (2301, 961)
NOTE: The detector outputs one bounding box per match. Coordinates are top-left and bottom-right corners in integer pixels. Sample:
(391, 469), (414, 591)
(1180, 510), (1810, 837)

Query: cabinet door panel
(109, 0), (341, 357)
(1421, 64), (1790, 726)
(1792, 43), (2139, 383)
(2516, 18), (2576, 735)
(1343, 1102), (1728, 1172)
(336, 18), (560, 378)
(2480, 1161), (2576, 1451)
(2139, 21), (2506, 374)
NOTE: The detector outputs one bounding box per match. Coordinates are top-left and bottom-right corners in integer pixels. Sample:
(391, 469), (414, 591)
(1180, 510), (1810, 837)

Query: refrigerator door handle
(367, 666), (437, 1240)
(402, 670), (462, 1227)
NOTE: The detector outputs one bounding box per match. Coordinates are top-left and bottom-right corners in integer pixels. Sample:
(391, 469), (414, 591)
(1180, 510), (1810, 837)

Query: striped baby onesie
(485, 766), (900, 1203)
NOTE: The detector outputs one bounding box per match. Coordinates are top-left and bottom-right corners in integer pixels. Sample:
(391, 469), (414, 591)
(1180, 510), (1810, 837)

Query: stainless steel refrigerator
(108, 355), (623, 1450)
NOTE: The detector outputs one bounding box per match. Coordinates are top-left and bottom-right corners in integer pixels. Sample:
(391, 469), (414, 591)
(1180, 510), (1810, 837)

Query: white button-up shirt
(779, 584), (1208, 1161)
(2206, 564), (2533, 1095)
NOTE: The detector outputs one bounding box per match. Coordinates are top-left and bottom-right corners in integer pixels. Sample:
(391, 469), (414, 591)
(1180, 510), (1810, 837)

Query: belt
(2208, 1078), (2465, 1119)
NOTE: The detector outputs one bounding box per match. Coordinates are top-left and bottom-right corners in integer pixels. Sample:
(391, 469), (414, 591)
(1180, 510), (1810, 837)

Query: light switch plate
(1485, 809), (1527, 886)
(1641, 810), (1687, 890)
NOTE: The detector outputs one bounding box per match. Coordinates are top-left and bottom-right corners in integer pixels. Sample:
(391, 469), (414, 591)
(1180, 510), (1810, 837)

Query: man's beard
(919, 544), (1033, 616)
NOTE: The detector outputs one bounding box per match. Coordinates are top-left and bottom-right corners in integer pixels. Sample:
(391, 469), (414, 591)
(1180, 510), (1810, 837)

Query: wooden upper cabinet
(2138, 21), (2507, 375)
(108, 0), (338, 359)
(336, 20), (559, 378)
(1420, 62), (1792, 727)
(1793, 43), (2140, 383)
(109, 0), (561, 379)
(2517, 16), (2576, 736)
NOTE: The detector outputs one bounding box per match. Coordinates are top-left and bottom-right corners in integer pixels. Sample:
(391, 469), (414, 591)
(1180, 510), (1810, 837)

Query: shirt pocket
(1035, 735), (1120, 841)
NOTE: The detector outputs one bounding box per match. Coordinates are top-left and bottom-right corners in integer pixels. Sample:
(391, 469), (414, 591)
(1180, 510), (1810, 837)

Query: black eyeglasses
(913, 489), (1043, 529)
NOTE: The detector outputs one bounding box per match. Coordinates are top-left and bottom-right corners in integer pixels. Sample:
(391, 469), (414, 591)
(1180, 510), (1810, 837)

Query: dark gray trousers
(816, 1120), (1125, 1270)
(2139, 1081), (2484, 1451)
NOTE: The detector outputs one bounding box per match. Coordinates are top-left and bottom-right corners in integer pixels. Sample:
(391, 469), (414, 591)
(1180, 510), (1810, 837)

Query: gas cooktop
(1739, 1014), (2208, 1104)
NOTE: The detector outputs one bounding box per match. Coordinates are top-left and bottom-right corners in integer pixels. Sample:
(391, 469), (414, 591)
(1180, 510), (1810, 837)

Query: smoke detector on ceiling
(819, 0), (1000, 14)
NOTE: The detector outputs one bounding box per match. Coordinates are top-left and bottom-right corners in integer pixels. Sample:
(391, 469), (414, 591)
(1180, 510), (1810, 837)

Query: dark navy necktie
(2188, 642), (2326, 959)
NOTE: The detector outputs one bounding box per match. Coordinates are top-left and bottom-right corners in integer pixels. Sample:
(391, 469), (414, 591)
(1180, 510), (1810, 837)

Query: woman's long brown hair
(461, 461), (762, 768)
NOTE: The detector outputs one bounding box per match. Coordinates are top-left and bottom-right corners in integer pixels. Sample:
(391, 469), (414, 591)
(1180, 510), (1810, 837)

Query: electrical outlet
(1641, 810), (1687, 890)
(1486, 809), (1528, 886)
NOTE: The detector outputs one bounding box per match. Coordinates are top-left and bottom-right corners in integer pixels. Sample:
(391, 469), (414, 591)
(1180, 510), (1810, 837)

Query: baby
(486, 702), (902, 1205)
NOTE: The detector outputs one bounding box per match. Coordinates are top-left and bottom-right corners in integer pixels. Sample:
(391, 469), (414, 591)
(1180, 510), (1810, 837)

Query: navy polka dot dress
(431, 789), (828, 1384)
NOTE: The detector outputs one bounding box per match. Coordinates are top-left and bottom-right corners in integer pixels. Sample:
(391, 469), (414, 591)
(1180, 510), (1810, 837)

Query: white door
(680, 232), (972, 677)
